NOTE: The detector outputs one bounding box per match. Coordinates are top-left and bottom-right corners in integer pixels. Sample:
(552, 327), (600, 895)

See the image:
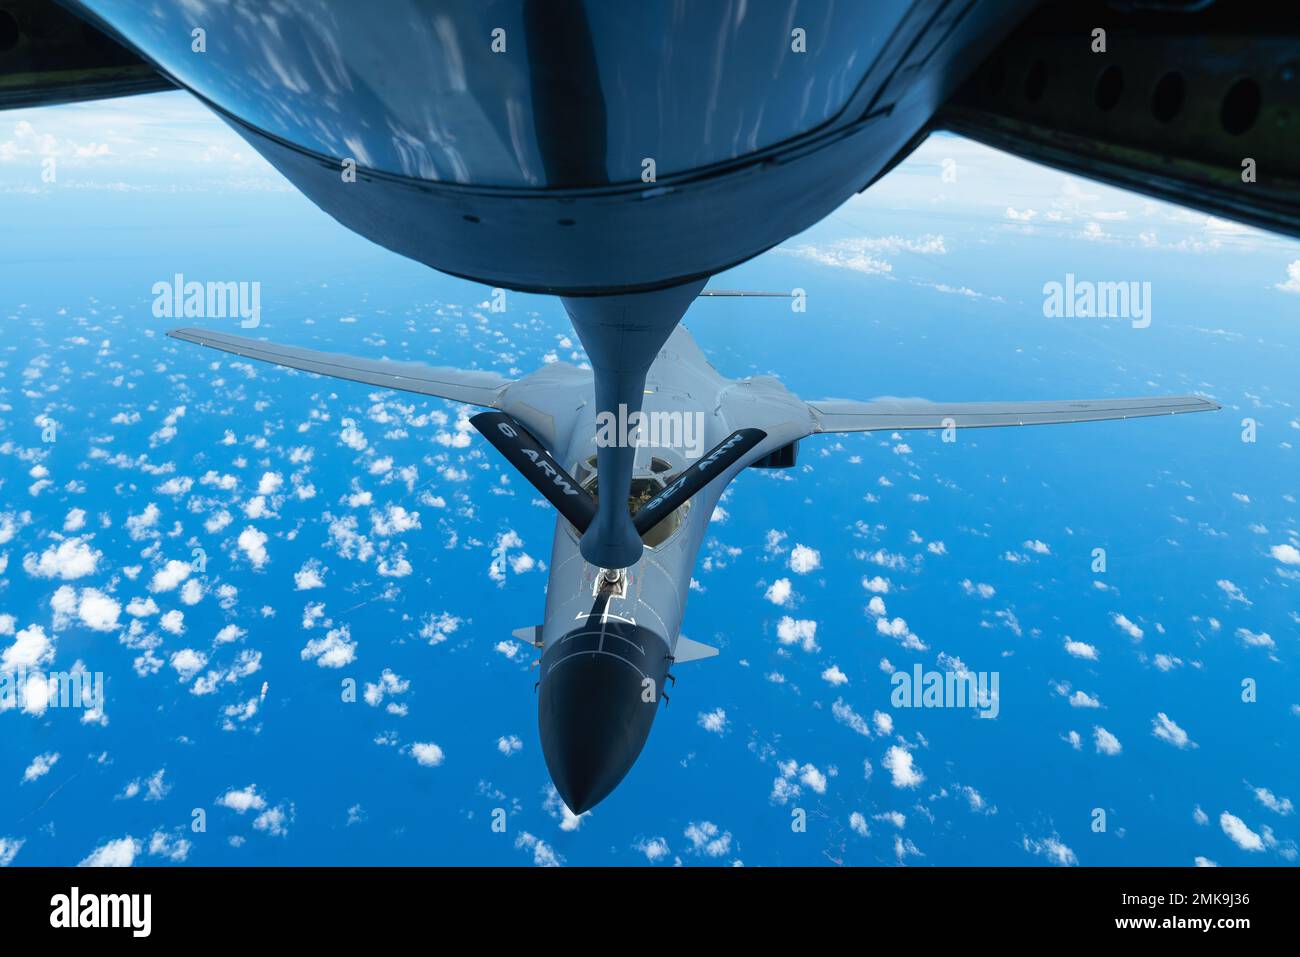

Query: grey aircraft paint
(168, 321), (1218, 811)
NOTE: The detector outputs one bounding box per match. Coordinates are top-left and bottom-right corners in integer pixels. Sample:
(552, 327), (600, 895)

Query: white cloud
(697, 708), (728, 734)
(1111, 613), (1143, 640)
(216, 785), (266, 814)
(800, 764), (828, 794)
(788, 544), (821, 574)
(960, 579), (995, 599)
(78, 836), (138, 868)
(1216, 579), (1251, 606)
(1270, 543), (1300, 565)
(1219, 812), (1264, 851)
(764, 577), (793, 606)
(874, 711), (893, 736)
(256, 471), (283, 496)
(143, 769), (171, 802)
(634, 837), (670, 862)
(832, 698), (871, 737)
(301, 626), (356, 669)
(371, 504), (420, 536)
(684, 820), (732, 858)
(1023, 834), (1078, 867)
(237, 526), (269, 568)
(253, 805), (292, 837)
(821, 664), (849, 686)
(882, 745), (924, 788)
(170, 648), (208, 681)
(419, 613), (461, 645)
(1151, 712), (1196, 749)
(125, 504), (160, 540)
(22, 751), (59, 783)
(875, 810), (906, 829)
(1253, 787), (1293, 816)
(775, 616), (818, 652)
(339, 419), (367, 451)
(876, 615), (926, 651)
(515, 831), (562, 867)
(179, 578), (203, 606)
(488, 530), (534, 586)
(1093, 726), (1122, 756)
(0, 837), (24, 866)
(363, 669), (409, 710)
(1153, 653), (1182, 672)
(215, 624), (245, 645)
(76, 588), (121, 632)
(1236, 627), (1275, 649)
(149, 559), (191, 593)
(293, 560), (326, 590)
(377, 553), (413, 578)
(2, 624), (53, 670)
(148, 831), (191, 862)
(23, 537), (101, 580)
(1275, 259), (1300, 294)
(1064, 638), (1098, 660)
(410, 742), (445, 767)
(784, 234), (946, 276)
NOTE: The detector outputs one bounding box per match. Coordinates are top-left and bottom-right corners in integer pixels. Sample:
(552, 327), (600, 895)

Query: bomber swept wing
(806, 395), (1220, 434)
(168, 323), (1220, 545)
(166, 327), (511, 409)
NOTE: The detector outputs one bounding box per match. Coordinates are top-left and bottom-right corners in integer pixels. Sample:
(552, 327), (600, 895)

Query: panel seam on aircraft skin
(557, 630), (646, 657)
(545, 651), (647, 682)
(636, 601), (669, 639)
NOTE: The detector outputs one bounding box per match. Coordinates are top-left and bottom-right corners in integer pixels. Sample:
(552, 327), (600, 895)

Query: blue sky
(1, 91), (1297, 867)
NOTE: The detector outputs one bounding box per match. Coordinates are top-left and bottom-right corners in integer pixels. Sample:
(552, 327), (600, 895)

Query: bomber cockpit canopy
(572, 455), (687, 549)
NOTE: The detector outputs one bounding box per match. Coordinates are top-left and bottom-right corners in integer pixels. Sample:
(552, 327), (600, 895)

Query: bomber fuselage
(497, 325), (809, 811)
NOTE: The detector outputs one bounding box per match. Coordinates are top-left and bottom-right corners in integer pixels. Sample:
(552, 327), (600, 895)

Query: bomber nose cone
(538, 621), (671, 814)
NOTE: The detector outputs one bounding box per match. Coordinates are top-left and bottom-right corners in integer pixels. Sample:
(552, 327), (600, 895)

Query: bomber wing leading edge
(806, 395), (1221, 433)
(166, 327), (513, 409)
